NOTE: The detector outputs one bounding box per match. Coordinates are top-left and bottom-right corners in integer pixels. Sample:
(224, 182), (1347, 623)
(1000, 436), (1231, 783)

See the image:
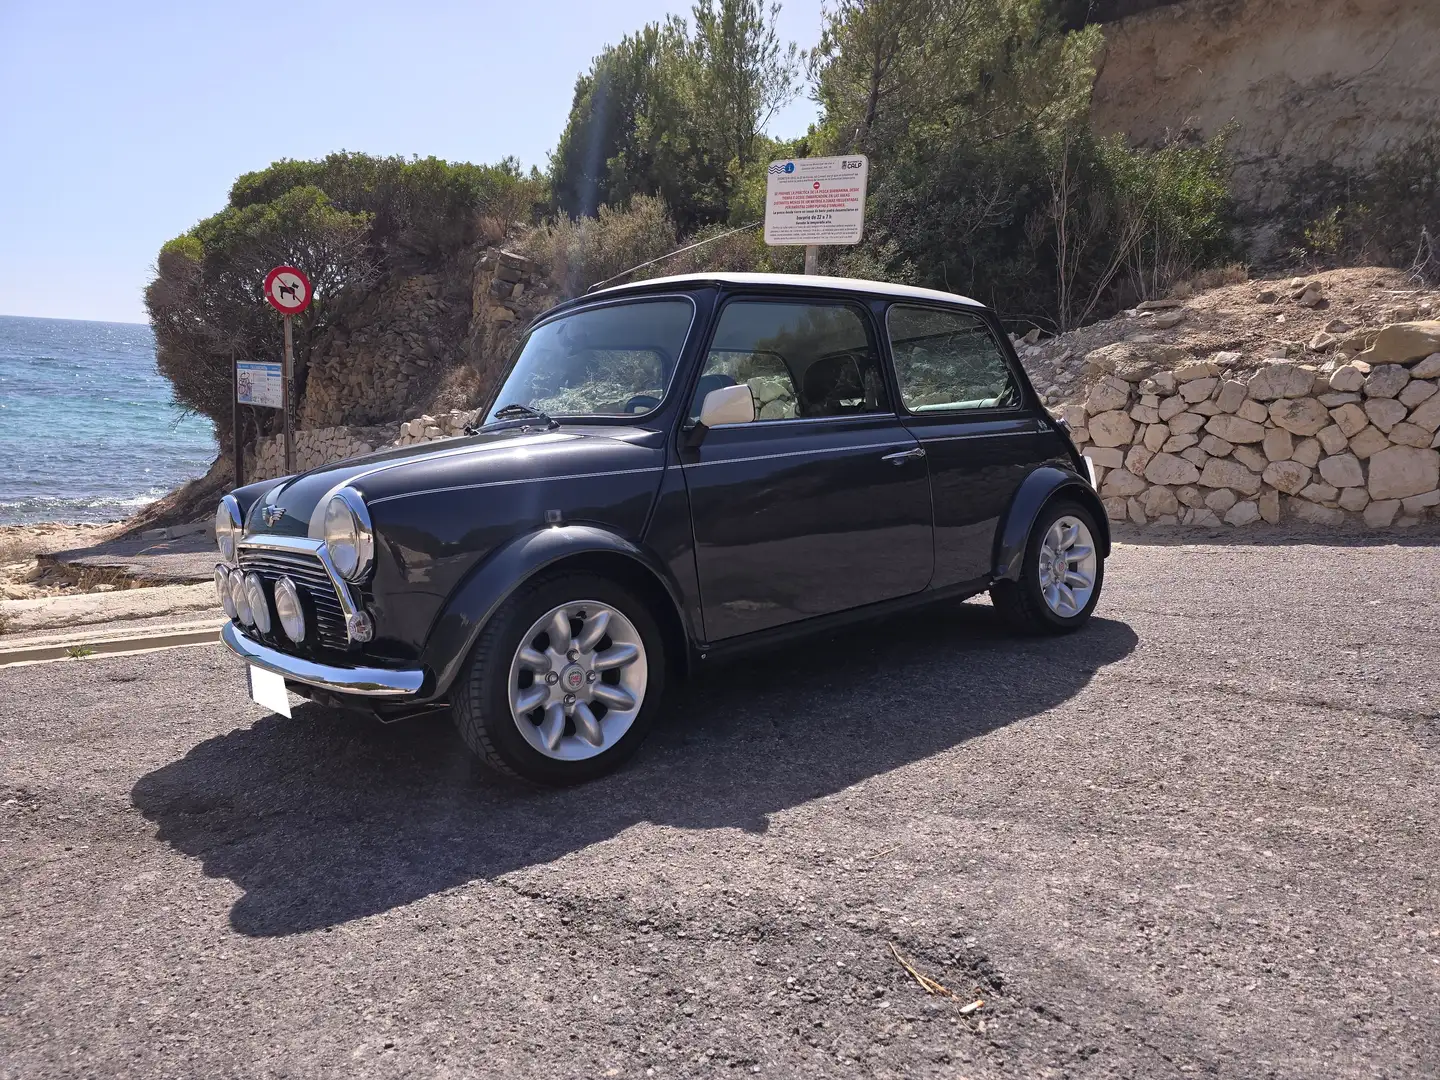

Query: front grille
(238, 547), (350, 651)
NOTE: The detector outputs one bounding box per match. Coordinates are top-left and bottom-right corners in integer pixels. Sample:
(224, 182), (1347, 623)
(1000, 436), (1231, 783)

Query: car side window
(886, 305), (1022, 413)
(690, 300), (890, 422)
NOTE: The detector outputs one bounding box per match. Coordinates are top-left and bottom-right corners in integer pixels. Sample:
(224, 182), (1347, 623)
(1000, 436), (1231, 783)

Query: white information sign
(764, 155), (869, 247)
(236, 360), (284, 410)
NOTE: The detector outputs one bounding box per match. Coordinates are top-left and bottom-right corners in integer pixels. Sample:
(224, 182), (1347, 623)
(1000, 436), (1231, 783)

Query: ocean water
(0, 316), (217, 525)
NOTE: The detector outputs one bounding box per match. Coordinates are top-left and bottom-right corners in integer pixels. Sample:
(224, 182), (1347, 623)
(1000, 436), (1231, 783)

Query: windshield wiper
(470, 402), (559, 433)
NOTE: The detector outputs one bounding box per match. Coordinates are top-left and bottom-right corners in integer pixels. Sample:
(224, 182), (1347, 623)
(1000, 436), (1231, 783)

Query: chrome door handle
(881, 447), (927, 465)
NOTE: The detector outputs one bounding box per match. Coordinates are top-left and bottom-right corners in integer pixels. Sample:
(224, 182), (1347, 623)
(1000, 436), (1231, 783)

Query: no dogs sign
(263, 266), (312, 315)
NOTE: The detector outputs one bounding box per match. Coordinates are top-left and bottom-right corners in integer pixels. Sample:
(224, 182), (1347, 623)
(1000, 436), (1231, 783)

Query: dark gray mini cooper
(216, 273), (1108, 784)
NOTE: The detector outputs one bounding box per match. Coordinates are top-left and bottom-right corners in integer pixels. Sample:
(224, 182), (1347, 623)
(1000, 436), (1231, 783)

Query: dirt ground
(0, 523), (129, 601)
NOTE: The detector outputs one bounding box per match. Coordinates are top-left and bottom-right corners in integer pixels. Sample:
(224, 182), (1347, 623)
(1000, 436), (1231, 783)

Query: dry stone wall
(1068, 323), (1440, 528)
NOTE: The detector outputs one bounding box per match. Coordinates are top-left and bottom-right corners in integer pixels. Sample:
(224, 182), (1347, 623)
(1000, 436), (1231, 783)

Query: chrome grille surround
(236, 534), (359, 653)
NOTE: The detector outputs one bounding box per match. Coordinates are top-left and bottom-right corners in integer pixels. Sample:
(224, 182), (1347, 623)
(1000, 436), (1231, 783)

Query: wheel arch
(992, 466), (1110, 582)
(419, 525), (695, 700)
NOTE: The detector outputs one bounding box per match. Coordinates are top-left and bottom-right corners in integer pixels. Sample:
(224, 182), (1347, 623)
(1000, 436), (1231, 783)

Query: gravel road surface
(2, 541), (1437, 1079)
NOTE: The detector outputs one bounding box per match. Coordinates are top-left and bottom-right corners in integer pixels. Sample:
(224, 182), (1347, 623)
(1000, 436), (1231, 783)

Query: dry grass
(1170, 262), (1250, 299)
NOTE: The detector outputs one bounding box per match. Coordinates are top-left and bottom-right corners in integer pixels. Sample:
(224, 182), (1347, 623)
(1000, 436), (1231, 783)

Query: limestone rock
(1309, 331), (1338, 353)
(1338, 487), (1370, 512)
(1125, 445), (1155, 476)
(1348, 426), (1392, 459)
(1100, 468), (1147, 498)
(1262, 427), (1294, 462)
(1363, 397), (1408, 433)
(1083, 342), (1186, 382)
(1204, 488), (1237, 513)
(1130, 403), (1161, 425)
(1087, 410), (1136, 447)
(1214, 379), (1248, 413)
(1187, 508), (1223, 527)
(1388, 422), (1433, 448)
(1399, 379), (1438, 409)
(1292, 437), (1322, 467)
(1364, 364), (1411, 399)
(1363, 499), (1400, 527)
(1191, 400), (1222, 417)
(1356, 322), (1440, 366)
(1143, 453), (1200, 486)
(1140, 486), (1179, 517)
(1408, 392), (1440, 433)
(1262, 460), (1311, 495)
(1205, 414), (1266, 444)
(1176, 485), (1205, 508)
(1087, 446), (1124, 469)
(1318, 453), (1364, 488)
(1085, 376), (1130, 415)
(1103, 496), (1128, 521)
(1224, 500), (1261, 526)
(1173, 360), (1220, 383)
(1328, 365), (1365, 392)
(1247, 362), (1314, 401)
(1234, 445), (1269, 473)
(1367, 446), (1440, 500)
(1150, 310), (1186, 329)
(1169, 411), (1205, 435)
(1329, 403), (1369, 438)
(1290, 499), (1344, 525)
(1199, 458), (1262, 495)
(1268, 398), (1329, 436)
(1411, 353), (1440, 379)
(1318, 392), (1362, 407)
(1237, 400), (1270, 424)
(1402, 490), (1440, 513)
(1180, 447), (1210, 469)
(1259, 488), (1281, 523)
(1199, 434), (1234, 457)
(1295, 282), (1325, 308)
(1179, 377), (1219, 404)
(1162, 433), (1199, 453)
(1143, 423), (1170, 451)
(1157, 395), (1189, 422)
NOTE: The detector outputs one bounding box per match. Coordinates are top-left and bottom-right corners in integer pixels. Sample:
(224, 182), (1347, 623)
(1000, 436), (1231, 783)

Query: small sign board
(236, 360), (284, 409)
(764, 156), (869, 247)
(263, 265), (312, 315)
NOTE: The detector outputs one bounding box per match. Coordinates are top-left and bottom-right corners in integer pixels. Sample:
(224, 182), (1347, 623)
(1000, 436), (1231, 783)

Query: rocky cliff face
(1090, 0), (1440, 256)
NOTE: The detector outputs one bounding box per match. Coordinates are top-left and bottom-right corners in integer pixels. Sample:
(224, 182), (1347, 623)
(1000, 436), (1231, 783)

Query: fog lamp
(243, 573), (271, 635)
(214, 565), (237, 621)
(228, 571), (254, 626)
(347, 609), (375, 643)
(274, 577), (306, 643)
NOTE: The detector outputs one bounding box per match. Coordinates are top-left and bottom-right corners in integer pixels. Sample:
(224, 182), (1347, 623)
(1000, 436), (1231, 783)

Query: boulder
(1295, 282), (1325, 308)
(1083, 342), (1186, 382)
(1205, 414), (1266, 443)
(1247, 362), (1315, 401)
(1268, 398), (1329, 436)
(1363, 364), (1411, 399)
(1199, 458), (1262, 495)
(1356, 322), (1440, 366)
(1143, 453), (1201, 486)
(1412, 353), (1440, 378)
(1262, 460), (1311, 495)
(1363, 397), (1408, 433)
(1087, 410), (1137, 447)
(1317, 453), (1364, 488)
(1366, 446), (1440, 500)
(1150, 310), (1186, 329)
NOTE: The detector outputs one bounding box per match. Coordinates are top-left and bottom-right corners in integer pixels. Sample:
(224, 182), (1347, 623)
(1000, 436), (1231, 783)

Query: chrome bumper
(221, 621), (425, 698)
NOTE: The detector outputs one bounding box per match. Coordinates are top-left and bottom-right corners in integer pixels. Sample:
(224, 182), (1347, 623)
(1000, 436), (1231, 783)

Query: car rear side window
(887, 305), (1021, 413)
(691, 300), (891, 421)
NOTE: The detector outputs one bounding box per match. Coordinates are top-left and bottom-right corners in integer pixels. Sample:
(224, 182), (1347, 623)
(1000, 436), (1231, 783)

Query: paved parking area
(2, 540), (1438, 1078)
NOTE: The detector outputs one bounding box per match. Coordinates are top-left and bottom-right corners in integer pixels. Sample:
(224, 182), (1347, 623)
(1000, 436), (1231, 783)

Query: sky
(0, 0), (826, 324)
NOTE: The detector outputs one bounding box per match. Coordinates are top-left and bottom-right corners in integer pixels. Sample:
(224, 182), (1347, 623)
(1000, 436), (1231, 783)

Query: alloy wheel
(1036, 515), (1097, 617)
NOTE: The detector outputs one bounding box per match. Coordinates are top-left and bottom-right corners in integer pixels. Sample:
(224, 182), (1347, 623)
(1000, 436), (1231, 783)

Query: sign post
(262, 265), (313, 474)
(764, 156), (869, 274)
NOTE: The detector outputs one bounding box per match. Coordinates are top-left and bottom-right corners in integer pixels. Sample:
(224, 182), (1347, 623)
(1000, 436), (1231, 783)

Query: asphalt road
(2, 540), (1437, 1079)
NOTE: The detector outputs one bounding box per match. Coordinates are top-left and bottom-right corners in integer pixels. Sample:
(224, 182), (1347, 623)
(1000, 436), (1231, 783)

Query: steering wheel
(624, 394), (661, 414)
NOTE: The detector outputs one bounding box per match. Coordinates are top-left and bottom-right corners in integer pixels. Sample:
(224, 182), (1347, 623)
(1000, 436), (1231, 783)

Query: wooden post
(231, 342), (244, 488)
(804, 244), (819, 275)
(282, 314), (295, 474)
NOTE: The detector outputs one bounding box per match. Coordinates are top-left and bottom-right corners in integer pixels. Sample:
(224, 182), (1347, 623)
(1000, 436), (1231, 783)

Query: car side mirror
(698, 384), (755, 428)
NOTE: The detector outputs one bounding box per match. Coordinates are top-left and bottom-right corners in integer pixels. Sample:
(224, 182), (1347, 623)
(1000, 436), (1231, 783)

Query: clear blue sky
(0, 0), (825, 324)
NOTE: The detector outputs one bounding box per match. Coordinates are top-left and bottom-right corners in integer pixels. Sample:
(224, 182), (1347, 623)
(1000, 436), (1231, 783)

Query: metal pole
(282, 314), (295, 474)
(804, 245), (819, 275)
(231, 342), (244, 488)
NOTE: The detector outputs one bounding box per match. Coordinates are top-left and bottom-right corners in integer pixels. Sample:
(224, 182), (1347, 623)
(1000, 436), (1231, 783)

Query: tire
(990, 498), (1105, 635)
(452, 571), (667, 786)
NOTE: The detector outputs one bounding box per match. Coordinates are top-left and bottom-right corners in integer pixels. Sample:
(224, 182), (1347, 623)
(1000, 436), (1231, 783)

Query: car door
(885, 303), (1052, 588)
(680, 296), (934, 641)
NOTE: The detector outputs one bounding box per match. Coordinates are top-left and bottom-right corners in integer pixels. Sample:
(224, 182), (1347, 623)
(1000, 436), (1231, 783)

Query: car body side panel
(992, 466), (1111, 581)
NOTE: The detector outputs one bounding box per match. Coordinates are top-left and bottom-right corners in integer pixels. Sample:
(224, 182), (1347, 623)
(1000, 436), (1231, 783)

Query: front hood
(245, 427), (661, 538)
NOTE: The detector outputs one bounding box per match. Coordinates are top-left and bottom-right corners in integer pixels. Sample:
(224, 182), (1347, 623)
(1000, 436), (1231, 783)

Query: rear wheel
(990, 500), (1104, 634)
(452, 572), (666, 785)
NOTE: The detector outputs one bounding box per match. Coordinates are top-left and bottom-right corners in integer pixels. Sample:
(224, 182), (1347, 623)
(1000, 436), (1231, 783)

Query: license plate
(248, 665), (293, 718)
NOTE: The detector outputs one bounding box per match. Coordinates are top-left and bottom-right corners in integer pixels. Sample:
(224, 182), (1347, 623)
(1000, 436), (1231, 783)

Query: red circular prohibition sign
(264, 266), (313, 315)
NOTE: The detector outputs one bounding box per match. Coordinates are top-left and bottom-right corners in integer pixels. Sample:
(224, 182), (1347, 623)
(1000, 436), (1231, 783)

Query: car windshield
(485, 298), (694, 423)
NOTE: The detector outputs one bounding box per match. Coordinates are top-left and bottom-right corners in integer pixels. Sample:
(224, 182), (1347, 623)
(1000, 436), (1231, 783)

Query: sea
(0, 315), (217, 526)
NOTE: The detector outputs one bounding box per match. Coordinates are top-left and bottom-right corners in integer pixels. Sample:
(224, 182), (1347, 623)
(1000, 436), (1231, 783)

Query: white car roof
(589, 271), (984, 309)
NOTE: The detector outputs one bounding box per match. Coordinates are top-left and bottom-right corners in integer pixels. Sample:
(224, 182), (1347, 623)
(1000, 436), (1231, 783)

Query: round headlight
(228, 571), (254, 626)
(214, 565), (237, 621)
(215, 495), (242, 563)
(323, 489), (374, 581)
(274, 577), (306, 642)
(243, 573), (271, 635)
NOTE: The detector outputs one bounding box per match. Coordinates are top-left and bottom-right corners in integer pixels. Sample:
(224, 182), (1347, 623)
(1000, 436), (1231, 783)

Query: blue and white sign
(236, 360), (284, 410)
(764, 155), (869, 247)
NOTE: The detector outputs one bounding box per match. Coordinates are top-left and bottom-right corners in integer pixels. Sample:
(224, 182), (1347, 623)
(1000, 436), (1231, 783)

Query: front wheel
(452, 572), (666, 785)
(990, 500), (1104, 634)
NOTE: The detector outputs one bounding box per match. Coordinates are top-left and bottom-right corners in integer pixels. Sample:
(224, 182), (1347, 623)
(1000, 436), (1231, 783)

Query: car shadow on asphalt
(131, 603), (1137, 937)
